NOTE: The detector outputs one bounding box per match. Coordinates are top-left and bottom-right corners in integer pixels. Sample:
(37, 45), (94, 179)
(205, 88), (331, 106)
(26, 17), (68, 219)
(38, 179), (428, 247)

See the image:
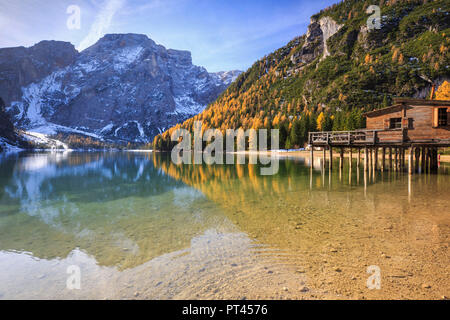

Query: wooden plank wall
(366, 105), (450, 142)
(366, 110), (403, 130)
(376, 130), (403, 143)
(407, 105), (449, 140)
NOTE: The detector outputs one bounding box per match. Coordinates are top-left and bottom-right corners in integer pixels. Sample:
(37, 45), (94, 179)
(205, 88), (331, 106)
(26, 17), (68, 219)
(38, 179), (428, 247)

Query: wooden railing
(309, 129), (404, 146)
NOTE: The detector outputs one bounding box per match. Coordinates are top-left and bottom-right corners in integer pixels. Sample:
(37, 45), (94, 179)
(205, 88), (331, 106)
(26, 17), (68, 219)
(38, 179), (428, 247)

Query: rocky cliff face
(290, 17), (342, 65)
(0, 41), (78, 106)
(0, 97), (14, 139)
(2, 34), (240, 144)
(319, 17), (343, 59)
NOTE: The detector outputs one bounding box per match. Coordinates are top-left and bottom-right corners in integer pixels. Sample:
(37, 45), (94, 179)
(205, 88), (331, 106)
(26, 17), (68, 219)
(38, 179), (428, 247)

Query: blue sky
(0, 0), (340, 72)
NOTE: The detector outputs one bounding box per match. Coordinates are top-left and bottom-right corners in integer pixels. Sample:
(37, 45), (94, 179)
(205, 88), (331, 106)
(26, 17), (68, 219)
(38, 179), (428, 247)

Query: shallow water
(0, 152), (448, 299)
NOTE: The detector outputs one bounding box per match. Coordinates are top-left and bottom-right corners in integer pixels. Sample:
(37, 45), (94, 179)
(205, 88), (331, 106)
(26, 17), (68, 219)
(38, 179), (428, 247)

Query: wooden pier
(308, 98), (450, 174)
(308, 129), (447, 174)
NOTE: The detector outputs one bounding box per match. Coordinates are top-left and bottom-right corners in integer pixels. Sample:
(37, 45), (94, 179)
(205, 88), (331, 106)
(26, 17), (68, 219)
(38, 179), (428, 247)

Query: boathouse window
(438, 108), (448, 126)
(389, 118), (402, 129)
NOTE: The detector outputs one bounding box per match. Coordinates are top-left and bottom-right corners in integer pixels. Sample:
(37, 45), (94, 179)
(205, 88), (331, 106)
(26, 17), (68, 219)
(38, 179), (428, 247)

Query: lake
(0, 151), (448, 299)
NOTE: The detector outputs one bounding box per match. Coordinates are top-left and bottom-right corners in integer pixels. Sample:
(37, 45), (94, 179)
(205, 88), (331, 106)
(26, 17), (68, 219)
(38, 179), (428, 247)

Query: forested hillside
(153, 0), (449, 150)
(0, 97), (29, 152)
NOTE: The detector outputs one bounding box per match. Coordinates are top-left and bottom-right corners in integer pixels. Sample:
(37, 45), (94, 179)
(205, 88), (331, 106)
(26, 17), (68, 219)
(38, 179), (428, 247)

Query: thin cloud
(78, 0), (125, 51)
(122, 0), (163, 14)
(121, 0), (186, 15)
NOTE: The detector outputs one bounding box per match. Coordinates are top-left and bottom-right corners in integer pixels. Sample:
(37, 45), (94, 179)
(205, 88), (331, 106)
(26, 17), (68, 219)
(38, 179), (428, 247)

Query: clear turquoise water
(0, 152), (448, 299)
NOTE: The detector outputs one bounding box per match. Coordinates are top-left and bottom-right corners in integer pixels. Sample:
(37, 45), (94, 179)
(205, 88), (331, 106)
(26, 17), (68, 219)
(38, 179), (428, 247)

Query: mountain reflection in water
(0, 152), (448, 299)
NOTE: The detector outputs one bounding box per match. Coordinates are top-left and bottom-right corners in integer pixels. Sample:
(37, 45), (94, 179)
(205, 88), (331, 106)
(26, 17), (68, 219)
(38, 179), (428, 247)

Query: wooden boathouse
(308, 98), (450, 174)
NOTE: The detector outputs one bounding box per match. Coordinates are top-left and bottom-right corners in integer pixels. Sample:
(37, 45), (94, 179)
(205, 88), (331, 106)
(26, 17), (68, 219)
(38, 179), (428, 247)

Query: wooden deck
(309, 130), (450, 147)
(307, 129), (447, 174)
(307, 99), (450, 174)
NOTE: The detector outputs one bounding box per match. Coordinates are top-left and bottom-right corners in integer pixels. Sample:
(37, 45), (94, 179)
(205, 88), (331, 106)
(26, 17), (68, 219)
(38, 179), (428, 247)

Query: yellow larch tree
(435, 81), (450, 100)
(316, 112), (325, 131)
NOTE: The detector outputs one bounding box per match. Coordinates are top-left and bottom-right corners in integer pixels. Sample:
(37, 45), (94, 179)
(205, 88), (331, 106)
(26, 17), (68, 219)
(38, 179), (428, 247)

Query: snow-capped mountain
(1, 34), (241, 144)
(212, 70), (242, 86)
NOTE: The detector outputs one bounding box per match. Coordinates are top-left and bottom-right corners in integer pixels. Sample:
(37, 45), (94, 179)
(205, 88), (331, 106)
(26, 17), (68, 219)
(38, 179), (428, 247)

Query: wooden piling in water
(429, 148), (433, 172)
(421, 147), (426, 173)
(394, 148), (398, 171)
(349, 148), (353, 170)
(357, 148), (361, 168)
(429, 148), (432, 172)
(374, 148), (378, 171)
(432, 148), (438, 172)
(340, 148), (344, 170)
(329, 146), (333, 170)
(428, 148), (434, 172)
(381, 147), (385, 171)
(428, 148), (432, 173)
(429, 148), (434, 172)
(322, 147), (326, 169)
(430, 148), (434, 172)
(402, 148), (406, 170)
(401, 148), (406, 171)
(414, 148), (420, 173)
(435, 148), (439, 170)
(364, 147), (368, 172)
(389, 147), (393, 171)
(408, 147), (413, 175)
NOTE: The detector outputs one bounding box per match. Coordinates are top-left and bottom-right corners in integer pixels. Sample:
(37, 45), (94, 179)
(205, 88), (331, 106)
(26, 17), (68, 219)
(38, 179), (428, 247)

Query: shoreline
(2, 148), (449, 163)
(233, 150), (450, 163)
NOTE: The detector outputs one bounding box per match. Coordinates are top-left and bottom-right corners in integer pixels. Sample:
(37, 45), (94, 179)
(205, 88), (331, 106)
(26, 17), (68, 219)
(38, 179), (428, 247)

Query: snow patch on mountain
(77, 61), (100, 73)
(22, 131), (69, 150)
(113, 46), (144, 72)
(213, 70), (242, 85)
(20, 71), (64, 126)
(100, 123), (114, 134)
(173, 95), (205, 115)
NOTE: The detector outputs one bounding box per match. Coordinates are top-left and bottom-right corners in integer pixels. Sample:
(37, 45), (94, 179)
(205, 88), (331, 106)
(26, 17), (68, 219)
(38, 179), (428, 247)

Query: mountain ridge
(0, 33), (241, 147)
